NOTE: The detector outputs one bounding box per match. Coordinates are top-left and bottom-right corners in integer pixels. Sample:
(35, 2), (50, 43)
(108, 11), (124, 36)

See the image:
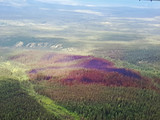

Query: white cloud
(58, 9), (103, 16)
(85, 4), (96, 7)
(152, 24), (160, 27)
(0, 0), (96, 7)
(101, 22), (113, 26)
(121, 16), (160, 22)
(36, 0), (96, 7)
(39, 8), (52, 11)
(109, 16), (160, 23)
(0, 0), (28, 7)
(35, 0), (79, 6)
(74, 10), (103, 16)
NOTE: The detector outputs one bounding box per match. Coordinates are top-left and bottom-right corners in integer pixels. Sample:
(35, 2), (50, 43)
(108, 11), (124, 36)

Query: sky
(0, 0), (160, 8)
(36, 0), (160, 7)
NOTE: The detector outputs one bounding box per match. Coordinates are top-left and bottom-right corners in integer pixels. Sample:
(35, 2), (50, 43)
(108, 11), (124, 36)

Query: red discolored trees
(60, 69), (151, 88)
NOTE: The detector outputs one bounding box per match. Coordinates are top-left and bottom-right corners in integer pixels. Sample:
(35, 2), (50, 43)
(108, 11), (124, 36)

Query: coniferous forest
(0, 0), (160, 120)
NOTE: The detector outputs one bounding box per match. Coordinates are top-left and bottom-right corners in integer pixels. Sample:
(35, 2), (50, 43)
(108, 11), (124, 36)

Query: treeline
(0, 77), (59, 120)
(34, 80), (160, 120)
(59, 99), (160, 120)
(123, 49), (160, 65)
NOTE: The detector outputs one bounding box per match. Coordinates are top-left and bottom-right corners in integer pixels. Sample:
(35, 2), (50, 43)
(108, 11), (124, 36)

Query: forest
(0, 49), (160, 120)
